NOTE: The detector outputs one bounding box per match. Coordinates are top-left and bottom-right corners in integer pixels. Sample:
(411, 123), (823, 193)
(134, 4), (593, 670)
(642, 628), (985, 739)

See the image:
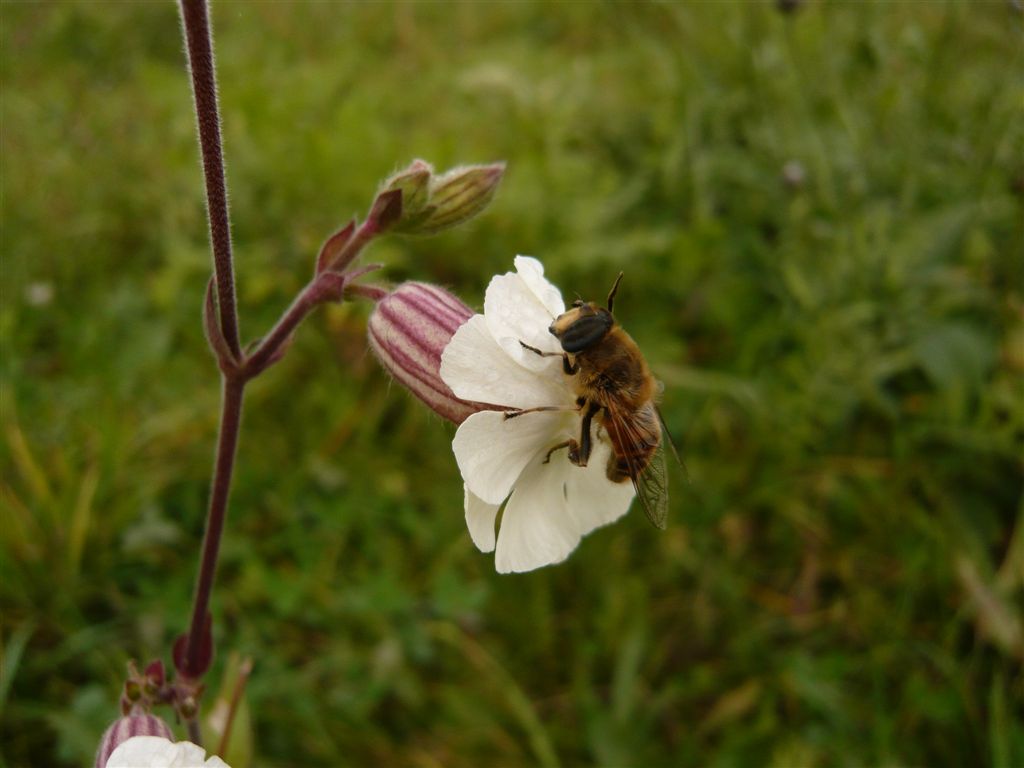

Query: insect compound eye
(558, 312), (613, 353)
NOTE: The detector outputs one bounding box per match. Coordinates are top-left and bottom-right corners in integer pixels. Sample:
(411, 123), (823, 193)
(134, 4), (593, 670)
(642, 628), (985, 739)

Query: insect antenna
(606, 272), (624, 313)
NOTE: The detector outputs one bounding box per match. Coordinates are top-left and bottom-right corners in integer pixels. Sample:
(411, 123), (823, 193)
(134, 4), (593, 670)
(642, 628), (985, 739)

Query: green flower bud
(381, 160), (505, 236)
(417, 163), (505, 234)
(179, 695), (198, 720)
(124, 679), (142, 702)
(382, 159), (432, 217)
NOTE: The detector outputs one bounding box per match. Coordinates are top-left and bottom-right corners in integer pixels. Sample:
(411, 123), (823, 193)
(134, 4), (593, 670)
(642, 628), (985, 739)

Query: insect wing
(633, 437), (669, 530)
(656, 405), (687, 476)
(609, 403), (669, 530)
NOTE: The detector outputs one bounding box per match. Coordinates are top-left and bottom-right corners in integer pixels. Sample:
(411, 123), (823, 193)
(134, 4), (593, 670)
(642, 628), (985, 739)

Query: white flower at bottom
(440, 256), (635, 573)
(105, 736), (230, 768)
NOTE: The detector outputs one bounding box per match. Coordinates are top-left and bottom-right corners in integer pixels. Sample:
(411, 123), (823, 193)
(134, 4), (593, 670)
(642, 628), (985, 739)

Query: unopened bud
(384, 160), (505, 235)
(95, 713), (173, 768)
(418, 163), (504, 233)
(368, 282), (487, 424)
(124, 679), (142, 702)
(144, 659), (165, 693)
(179, 694), (198, 721)
(382, 159), (432, 216)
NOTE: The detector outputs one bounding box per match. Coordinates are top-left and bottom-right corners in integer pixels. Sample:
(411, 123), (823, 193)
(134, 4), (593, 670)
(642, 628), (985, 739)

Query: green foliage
(2, 2), (1022, 766)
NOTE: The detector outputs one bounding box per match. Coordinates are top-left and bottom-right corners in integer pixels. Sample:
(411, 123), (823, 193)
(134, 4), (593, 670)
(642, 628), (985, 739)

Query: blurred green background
(2, 2), (1022, 766)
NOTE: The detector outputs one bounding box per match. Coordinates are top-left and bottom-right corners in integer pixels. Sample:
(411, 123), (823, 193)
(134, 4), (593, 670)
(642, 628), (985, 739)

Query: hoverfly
(514, 273), (678, 529)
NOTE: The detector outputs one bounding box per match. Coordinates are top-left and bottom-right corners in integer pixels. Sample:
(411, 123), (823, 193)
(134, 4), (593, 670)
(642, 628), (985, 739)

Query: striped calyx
(95, 713), (173, 768)
(368, 282), (485, 424)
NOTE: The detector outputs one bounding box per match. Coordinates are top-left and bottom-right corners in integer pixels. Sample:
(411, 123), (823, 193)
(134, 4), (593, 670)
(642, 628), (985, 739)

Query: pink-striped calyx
(368, 282), (487, 424)
(95, 713), (174, 768)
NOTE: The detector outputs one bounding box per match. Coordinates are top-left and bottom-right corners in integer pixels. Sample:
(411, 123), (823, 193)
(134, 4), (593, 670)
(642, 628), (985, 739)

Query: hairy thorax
(569, 328), (656, 409)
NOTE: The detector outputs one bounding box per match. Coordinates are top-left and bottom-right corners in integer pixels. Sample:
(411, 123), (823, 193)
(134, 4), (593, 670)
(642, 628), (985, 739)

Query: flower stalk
(178, 0), (391, 707)
(177, 6), (243, 740)
(179, 0), (240, 360)
(180, 374), (243, 681)
(126, 1), (507, 754)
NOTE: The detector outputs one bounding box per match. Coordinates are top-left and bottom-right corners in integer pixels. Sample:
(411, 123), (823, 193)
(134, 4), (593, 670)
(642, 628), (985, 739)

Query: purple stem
(244, 226), (380, 375)
(175, 0), (385, 741)
(177, 2), (245, 745)
(329, 220), (378, 274)
(243, 286), (318, 376)
(347, 282), (388, 302)
(183, 375), (244, 673)
(180, 0), (241, 359)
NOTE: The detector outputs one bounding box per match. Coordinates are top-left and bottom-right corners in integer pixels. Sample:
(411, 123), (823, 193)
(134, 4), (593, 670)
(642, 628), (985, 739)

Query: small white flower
(440, 256), (635, 573)
(105, 736), (230, 768)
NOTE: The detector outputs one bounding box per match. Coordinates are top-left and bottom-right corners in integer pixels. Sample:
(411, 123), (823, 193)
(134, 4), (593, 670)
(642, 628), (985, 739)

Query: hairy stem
(244, 285), (318, 376)
(329, 219), (378, 274)
(180, 0), (241, 359)
(175, 1), (387, 745)
(245, 229), (382, 375)
(177, 3), (246, 747)
(184, 374), (244, 679)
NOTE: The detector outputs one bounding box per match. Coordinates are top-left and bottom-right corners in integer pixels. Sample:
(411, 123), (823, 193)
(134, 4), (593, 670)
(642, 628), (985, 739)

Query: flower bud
(143, 659), (166, 694)
(95, 713), (173, 768)
(124, 679), (142, 702)
(178, 694), (198, 720)
(368, 282), (486, 424)
(417, 163), (505, 234)
(382, 159), (432, 216)
(384, 160), (505, 236)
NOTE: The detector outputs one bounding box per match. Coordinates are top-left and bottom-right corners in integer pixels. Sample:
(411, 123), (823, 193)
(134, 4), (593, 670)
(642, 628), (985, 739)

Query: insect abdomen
(602, 401), (660, 483)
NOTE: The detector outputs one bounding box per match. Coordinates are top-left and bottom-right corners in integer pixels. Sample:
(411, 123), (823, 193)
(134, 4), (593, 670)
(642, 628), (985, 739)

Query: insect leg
(543, 440), (573, 464)
(537, 400), (600, 466)
(519, 341), (578, 375)
(504, 404), (579, 420)
(574, 401), (601, 467)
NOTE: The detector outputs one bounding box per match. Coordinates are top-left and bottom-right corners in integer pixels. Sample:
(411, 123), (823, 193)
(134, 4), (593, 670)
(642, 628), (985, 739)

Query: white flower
(105, 736), (230, 768)
(440, 256), (635, 573)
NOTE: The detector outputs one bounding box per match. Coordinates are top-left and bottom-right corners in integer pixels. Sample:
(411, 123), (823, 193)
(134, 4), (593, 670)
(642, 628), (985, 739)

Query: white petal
(465, 485), (499, 552)
(440, 315), (567, 409)
(494, 455), (582, 573)
(106, 737), (172, 767)
(514, 255), (565, 318)
(484, 269), (564, 373)
(168, 741), (211, 767)
(105, 736), (231, 768)
(564, 439), (635, 536)
(452, 410), (569, 504)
